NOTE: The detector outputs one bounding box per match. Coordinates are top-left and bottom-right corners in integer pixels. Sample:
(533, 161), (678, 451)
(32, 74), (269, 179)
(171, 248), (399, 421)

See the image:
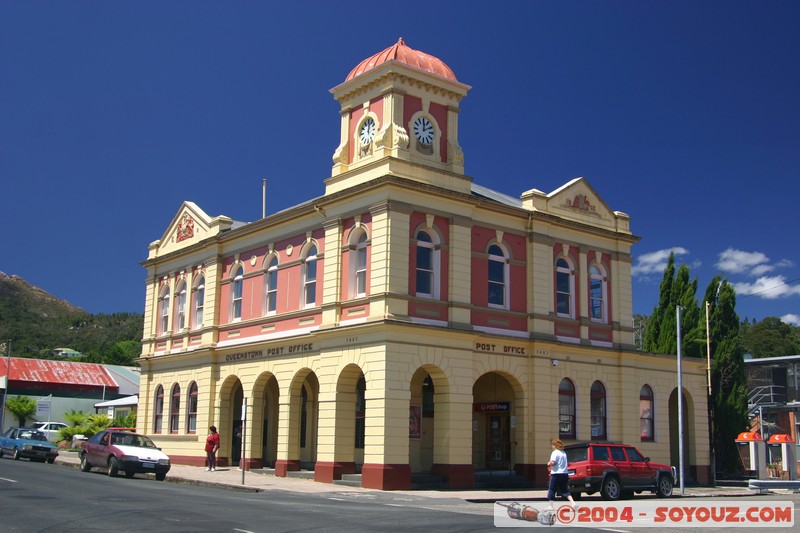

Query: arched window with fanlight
(264, 255), (278, 315)
(487, 244), (509, 308)
(231, 265), (243, 321)
(415, 229), (441, 298)
(640, 385), (654, 441)
(186, 382), (198, 434)
(303, 244), (318, 307)
(158, 286), (170, 335)
(559, 378), (576, 439)
(169, 384), (181, 434)
(349, 229), (368, 299)
(556, 257), (575, 318)
(153, 385), (164, 434)
(174, 280), (187, 331)
(192, 274), (205, 329)
(590, 381), (607, 440)
(589, 264), (608, 323)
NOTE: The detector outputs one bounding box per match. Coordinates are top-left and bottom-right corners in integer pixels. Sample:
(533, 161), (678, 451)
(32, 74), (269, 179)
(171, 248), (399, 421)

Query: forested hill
(0, 272), (143, 365)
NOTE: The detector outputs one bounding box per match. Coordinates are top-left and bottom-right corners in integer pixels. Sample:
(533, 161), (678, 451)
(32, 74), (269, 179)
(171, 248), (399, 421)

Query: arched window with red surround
(640, 385), (654, 441)
(186, 382), (198, 434)
(153, 385), (164, 434)
(590, 381), (607, 440)
(559, 378), (576, 439)
(169, 384), (181, 434)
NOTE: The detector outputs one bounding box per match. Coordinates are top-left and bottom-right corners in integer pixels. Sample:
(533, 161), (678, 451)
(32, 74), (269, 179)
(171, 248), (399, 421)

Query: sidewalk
(54, 450), (764, 501)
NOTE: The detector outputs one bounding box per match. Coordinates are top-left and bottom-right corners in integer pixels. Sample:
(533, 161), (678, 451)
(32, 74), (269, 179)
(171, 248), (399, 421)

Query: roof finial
(398, 37), (405, 46)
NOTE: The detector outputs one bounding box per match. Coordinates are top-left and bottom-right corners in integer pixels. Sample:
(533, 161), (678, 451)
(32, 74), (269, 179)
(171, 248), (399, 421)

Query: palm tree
(6, 396), (37, 427)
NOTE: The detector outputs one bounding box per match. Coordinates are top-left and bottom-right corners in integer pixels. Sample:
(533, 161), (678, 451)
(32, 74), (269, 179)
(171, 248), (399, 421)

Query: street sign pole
(241, 398), (247, 485)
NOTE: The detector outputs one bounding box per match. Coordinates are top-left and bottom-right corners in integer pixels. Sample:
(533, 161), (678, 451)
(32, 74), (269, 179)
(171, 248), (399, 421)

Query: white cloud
(782, 314), (800, 327)
(732, 275), (800, 299)
(632, 247), (689, 277)
(716, 248), (769, 275)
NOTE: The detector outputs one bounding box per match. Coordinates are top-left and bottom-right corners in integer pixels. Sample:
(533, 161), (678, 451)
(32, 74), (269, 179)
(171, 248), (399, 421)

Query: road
(2, 457), (798, 532)
(0, 457), (495, 532)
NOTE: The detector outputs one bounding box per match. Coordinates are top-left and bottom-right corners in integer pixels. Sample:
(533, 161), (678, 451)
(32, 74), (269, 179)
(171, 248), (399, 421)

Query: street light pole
(0, 340), (11, 433)
(677, 306), (685, 496)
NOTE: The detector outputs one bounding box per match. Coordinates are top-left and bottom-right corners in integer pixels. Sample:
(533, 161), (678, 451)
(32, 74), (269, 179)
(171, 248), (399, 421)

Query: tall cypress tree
(643, 253), (675, 353)
(701, 277), (748, 474)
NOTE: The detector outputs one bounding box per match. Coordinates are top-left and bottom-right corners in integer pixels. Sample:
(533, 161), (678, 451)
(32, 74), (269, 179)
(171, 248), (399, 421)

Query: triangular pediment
(545, 177), (618, 229)
(148, 202), (233, 258)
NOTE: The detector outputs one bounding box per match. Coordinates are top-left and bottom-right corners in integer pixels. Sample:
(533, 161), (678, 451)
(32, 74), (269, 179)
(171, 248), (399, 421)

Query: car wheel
(80, 454), (92, 472)
(13, 448), (21, 460)
(656, 474), (674, 498)
(107, 456), (119, 477)
(601, 476), (622, 501)
(155, 472), (166, 481)
(125, 470), (136, 478)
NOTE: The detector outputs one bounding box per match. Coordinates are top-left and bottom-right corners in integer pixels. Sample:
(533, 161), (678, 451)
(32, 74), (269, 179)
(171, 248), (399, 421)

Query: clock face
(413, 117), (434, 145)
(359, 118), (376, 145)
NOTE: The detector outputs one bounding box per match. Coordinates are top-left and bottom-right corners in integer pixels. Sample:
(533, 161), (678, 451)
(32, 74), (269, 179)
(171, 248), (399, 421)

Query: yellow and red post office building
(138, 39), (710, 490)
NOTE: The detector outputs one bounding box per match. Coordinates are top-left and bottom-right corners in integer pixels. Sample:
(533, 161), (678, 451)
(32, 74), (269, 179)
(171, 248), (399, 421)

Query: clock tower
(328, 38), (471, 195)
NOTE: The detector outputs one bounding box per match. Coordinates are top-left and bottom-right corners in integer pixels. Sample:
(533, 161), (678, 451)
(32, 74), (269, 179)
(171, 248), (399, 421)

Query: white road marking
(0, 477), (18, 483)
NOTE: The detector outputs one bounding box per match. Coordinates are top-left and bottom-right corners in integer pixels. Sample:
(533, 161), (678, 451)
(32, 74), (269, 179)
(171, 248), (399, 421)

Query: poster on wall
(409, 405), (421, 439)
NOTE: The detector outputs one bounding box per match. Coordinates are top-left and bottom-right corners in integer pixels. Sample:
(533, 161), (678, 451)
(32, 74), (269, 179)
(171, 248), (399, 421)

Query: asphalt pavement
(53, 450), (769, 501)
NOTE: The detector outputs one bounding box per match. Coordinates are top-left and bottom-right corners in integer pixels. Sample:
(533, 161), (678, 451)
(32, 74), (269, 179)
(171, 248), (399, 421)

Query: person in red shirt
(205, 426), (220, 471)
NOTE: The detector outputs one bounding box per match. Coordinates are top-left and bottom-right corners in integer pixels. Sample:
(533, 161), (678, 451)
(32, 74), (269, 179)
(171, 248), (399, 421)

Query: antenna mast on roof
(262, 178), (268, 219)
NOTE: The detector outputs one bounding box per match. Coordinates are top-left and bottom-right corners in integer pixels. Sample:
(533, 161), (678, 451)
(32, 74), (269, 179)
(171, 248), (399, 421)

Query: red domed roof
(345, 38), (457, 82)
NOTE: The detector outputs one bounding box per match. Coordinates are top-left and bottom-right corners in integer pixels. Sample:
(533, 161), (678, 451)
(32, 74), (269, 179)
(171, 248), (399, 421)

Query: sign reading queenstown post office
(225, 343), (314, 362)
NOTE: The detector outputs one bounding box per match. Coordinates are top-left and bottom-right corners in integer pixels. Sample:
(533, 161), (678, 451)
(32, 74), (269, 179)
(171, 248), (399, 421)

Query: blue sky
(1, 1), (798, 326)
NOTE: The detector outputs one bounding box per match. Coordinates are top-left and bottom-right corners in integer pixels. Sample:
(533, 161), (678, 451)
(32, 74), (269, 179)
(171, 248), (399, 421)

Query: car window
(610, 447), (627, 461)
(593, 446), (610, 461)
(626, 447), (645, 462)
(566, 446), (587, 462)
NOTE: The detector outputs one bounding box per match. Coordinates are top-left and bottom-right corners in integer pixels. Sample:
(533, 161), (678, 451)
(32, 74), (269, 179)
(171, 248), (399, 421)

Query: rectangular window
(187, 392), (197, 434)
(266, 270), (277, 314)
(416, 246), (433, 296)
(355, 247), (367, 297)
(488, 259), (505, 306)
(176, 291), (186, 330)
(556, 272), (572, 316)
(305, 261), (317, 306)
(233, 279), (243, 319)
(194, 286), (204, 328)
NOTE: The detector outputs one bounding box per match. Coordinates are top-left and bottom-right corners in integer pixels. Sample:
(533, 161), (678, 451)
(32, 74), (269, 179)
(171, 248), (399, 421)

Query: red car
(79, 428), (170, 481)
(565, 442), (675, 500)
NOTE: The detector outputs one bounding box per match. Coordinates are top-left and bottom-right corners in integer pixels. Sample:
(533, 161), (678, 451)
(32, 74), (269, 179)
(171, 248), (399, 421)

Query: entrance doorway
(485, 413), (511, 470)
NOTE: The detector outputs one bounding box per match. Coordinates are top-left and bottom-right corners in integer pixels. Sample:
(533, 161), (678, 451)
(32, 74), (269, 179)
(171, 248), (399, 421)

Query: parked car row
(0, 427), (59, 463)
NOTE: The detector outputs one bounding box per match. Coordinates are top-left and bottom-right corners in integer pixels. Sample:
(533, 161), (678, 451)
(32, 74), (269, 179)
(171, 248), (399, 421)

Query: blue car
(0, 427), (60, 463)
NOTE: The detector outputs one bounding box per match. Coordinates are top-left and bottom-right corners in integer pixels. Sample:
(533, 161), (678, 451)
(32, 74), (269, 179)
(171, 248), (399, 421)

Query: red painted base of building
(314, 461), (356, 483)
(361, 463), (411, 490)
(431, 463), (474, 489)
(274, 459), (300, 477)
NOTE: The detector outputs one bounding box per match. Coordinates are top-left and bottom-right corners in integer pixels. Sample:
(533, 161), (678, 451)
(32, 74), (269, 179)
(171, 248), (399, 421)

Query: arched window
(158, 286), (170, 335)
(589, 264), (607, 322)
(231, 265), (244, 321)
(559, 378), (576, 439)
(174, 280), (187, 330)
(349, 230), (368, 298)
(153, 385), (164, 434)
(186, 382), (198, 434)
(193, 275), (205, 328)
(303, 245), (318, 307)
(355, 375), (366, 449)
(556, 257), (575, 318)
(264, 255), (278, 315)
(170, 384), (181, 434)
(590, 381), (607, 440)
(640, 385), (654, 442)
(415, 230), (440, 298)
(488, 244), (508, 308)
